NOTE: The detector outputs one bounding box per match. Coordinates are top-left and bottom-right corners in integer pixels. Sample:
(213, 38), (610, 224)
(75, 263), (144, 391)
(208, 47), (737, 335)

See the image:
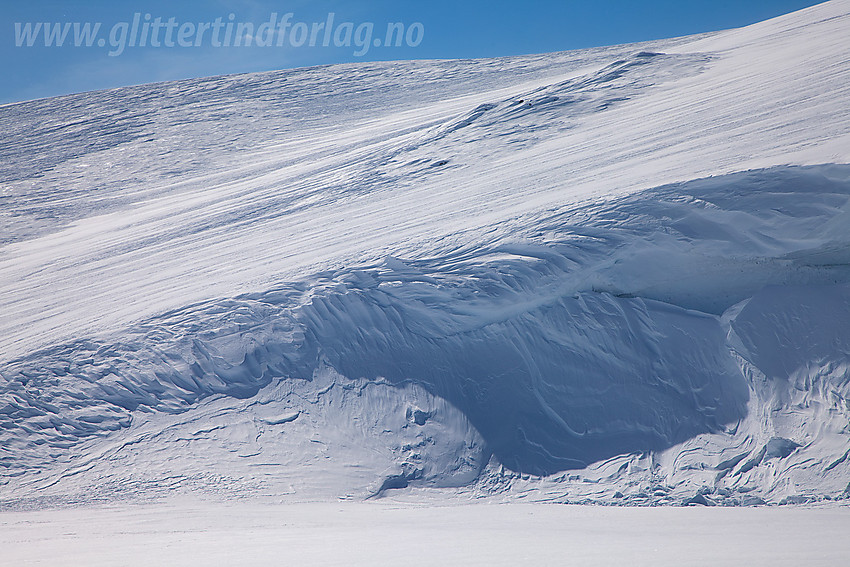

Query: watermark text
(14, 12), (425, 57)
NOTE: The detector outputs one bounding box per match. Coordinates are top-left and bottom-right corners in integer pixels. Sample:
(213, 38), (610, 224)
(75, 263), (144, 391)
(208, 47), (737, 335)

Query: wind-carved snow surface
(2, 1), (850, 507)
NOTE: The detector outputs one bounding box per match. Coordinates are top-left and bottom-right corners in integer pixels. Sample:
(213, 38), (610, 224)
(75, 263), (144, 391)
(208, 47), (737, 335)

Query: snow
(1, 0), (850, 513)
(2, 501), (850, 566)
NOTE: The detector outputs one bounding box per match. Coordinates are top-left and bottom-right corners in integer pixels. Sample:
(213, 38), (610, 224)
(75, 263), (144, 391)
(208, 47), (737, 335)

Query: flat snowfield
(2, 502), (849, 566)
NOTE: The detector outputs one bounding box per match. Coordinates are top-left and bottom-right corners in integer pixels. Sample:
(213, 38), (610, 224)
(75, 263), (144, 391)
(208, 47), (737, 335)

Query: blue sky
(1, 0), (824, 104)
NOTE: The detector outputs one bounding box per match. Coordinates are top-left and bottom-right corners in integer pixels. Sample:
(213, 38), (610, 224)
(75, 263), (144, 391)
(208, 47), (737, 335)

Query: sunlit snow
(2, 1), (850, 543)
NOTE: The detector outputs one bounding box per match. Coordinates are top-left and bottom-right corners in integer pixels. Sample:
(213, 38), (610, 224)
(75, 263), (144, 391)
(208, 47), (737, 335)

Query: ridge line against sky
(0, 1), (827, 104)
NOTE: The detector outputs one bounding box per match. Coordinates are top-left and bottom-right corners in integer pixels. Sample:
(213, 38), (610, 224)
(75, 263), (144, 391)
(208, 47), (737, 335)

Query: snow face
(2, 2), (850, 506)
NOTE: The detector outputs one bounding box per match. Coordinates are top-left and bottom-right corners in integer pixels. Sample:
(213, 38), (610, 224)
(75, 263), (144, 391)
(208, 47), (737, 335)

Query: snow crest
(3, 165), (850, 504)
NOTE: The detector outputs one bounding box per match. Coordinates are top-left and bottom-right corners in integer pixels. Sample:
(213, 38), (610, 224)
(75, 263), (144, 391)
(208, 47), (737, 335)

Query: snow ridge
(4, 164), (850, 504)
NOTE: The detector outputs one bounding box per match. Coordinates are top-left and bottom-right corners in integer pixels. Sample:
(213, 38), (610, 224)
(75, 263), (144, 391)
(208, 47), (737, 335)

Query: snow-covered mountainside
(2, 1), (850, 507)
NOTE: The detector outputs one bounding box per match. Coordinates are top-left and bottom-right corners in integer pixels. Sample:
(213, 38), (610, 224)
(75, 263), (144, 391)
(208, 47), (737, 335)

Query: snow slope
(1, 1), (850, 507)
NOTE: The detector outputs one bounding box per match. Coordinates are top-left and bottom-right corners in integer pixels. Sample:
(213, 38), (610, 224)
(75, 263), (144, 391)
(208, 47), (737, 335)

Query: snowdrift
(2, 1), (850, 506)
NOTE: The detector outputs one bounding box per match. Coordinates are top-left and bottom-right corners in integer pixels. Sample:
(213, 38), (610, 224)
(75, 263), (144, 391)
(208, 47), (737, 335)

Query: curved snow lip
(6, 164), (849, 488)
